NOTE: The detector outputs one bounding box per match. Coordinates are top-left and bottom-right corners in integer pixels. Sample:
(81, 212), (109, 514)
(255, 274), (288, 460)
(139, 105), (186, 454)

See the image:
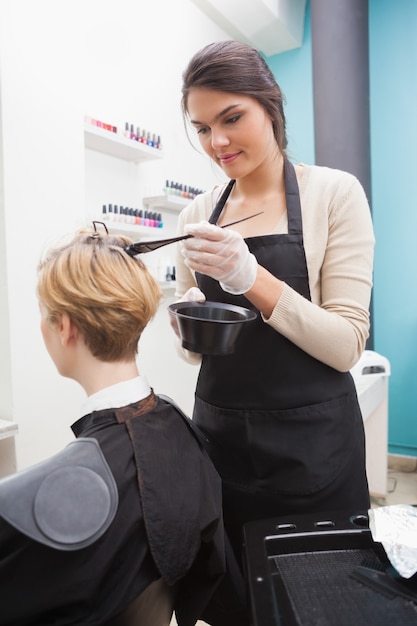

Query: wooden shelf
(143, 195), (190, 212)
(84, 124), (164, 162)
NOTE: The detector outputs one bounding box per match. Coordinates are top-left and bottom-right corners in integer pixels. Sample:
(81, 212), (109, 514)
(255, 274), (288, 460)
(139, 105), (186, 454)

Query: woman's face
(187, 88), (278, 179)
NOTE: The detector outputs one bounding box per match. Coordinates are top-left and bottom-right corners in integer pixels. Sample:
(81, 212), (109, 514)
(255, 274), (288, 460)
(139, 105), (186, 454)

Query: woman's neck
(234, 150), (285, 199)
(217, 152), (287, 236)
(77, 357), (140, 397)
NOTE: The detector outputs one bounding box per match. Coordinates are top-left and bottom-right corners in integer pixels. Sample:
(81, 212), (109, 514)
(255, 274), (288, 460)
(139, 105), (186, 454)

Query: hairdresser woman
(171, 40), (375, 561)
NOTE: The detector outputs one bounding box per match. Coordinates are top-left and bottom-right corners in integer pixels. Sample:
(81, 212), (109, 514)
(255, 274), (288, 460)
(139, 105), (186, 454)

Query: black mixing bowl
(169, 301), (257, 355)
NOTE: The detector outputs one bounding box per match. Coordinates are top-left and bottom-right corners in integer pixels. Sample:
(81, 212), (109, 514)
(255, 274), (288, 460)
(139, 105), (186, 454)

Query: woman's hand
(181, 221), (258, 294)
(169, 287), (206, 338)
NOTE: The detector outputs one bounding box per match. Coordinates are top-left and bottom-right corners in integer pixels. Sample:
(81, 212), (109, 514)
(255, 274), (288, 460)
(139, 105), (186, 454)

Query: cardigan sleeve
(265, 167), (375, 371)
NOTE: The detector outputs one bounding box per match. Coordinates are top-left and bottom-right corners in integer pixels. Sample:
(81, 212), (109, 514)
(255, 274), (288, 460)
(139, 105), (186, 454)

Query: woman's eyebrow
(190, 104), (240, 126)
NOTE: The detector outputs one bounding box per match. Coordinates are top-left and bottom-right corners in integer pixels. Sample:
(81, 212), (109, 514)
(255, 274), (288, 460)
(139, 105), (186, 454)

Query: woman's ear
(59, 313), (79, 347)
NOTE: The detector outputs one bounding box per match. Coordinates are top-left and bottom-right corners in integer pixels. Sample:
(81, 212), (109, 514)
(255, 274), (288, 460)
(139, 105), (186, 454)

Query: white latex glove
(182, 221), (258, 295)
(169, 287), (206, 338)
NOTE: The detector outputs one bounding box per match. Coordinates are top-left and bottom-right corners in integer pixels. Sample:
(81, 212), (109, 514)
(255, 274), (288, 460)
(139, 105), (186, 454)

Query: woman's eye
(226, 114), (240, 125)
(197, 127), (209, 135)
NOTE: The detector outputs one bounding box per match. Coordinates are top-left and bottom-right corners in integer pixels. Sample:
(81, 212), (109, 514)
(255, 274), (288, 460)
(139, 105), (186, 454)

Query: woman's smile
(217, 151), (242, 165)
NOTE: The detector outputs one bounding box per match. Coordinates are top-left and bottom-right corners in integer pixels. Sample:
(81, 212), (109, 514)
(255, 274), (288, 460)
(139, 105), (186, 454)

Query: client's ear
(59, 313), (80, 347)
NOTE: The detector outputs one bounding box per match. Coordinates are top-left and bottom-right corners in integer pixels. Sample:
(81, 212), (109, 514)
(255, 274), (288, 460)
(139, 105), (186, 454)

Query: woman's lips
(218, 152), (240, 165)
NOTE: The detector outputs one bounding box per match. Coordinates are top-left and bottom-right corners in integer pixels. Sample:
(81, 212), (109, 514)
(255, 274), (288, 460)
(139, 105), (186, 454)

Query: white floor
(371, 466), (417, 507)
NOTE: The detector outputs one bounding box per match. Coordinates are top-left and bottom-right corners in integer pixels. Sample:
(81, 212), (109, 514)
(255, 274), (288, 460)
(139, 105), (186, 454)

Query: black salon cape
(0, 394), (248, 626)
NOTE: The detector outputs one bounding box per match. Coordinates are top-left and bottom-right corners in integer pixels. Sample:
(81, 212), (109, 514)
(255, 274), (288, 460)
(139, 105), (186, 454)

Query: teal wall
(369, 0), (417, 455)
(266, 0), (417, 456)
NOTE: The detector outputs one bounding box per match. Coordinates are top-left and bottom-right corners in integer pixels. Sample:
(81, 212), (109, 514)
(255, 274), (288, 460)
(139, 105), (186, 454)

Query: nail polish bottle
(108, 203), (114, 221)
(124, 122), (130, 138)
(158, 213), (163, 228)
(130, 124), (136, 140)
(101, 204), (108, 221)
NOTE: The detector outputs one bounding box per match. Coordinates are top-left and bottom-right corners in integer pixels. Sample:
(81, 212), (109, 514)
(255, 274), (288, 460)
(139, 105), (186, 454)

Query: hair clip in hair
(91, 221), (109, 238)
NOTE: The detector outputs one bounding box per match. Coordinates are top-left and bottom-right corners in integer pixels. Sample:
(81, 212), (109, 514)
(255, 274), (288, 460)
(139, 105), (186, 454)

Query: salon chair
(104, 578), (177, 626)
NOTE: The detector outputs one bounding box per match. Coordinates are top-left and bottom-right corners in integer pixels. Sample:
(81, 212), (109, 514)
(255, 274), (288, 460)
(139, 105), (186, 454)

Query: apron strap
(284, 159), (303, 234)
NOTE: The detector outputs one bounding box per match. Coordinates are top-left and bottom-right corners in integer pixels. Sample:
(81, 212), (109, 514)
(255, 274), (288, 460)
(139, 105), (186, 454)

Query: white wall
(0, 0), (229, 470)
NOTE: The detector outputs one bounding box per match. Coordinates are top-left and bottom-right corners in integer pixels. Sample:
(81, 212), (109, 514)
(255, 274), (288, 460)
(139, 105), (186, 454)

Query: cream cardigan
(174, 164), (375, 372)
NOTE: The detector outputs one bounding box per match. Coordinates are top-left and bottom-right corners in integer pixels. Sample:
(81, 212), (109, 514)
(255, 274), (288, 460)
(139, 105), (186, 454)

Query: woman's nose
(211, 128), (230, 149)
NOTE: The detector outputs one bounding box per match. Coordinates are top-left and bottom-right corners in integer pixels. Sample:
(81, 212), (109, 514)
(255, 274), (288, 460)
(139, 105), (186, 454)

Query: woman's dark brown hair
(181, 40), (287, 154)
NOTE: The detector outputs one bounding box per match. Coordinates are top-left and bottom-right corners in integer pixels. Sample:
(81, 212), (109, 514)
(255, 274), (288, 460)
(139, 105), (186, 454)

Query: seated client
(0, 227), (239, 626)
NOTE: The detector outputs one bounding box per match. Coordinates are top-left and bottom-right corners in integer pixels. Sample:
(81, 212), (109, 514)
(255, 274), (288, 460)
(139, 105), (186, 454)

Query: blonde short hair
(37, 230), (162, 361)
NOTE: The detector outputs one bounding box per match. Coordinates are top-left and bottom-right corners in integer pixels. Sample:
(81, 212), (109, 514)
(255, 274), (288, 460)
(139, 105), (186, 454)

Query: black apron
(193, 160), (370, 558)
